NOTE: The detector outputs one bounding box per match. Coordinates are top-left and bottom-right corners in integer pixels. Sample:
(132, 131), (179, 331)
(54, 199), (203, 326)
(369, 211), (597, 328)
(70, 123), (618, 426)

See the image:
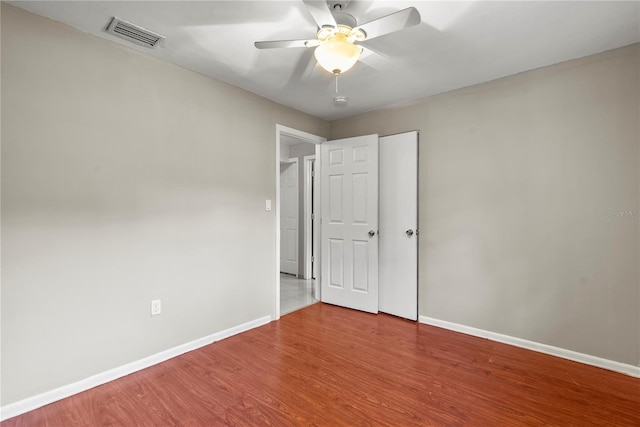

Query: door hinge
(311, 256), (315, 262)
(311, 213), (315, 220)
(311, 171), (315, 177)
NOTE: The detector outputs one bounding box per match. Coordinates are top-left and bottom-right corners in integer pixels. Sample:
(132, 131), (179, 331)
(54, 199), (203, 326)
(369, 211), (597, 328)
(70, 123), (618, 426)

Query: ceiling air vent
(106, 17), (165, 49)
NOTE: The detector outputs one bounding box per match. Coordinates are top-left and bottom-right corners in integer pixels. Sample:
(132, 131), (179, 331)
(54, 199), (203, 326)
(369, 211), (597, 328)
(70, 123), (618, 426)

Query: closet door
(379, 131), (418, 320)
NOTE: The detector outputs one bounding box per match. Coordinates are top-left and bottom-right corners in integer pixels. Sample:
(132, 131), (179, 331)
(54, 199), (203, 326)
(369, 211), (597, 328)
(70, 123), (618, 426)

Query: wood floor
(3, 303), (639, 426)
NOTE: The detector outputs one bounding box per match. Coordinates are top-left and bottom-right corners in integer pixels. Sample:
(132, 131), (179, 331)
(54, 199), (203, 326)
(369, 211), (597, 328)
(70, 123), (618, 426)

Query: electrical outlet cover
(151, 299), (161, 316)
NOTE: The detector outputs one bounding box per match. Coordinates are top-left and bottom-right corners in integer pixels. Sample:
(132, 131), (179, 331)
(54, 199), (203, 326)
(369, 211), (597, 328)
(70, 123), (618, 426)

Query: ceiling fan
(254, 0), (421, 76)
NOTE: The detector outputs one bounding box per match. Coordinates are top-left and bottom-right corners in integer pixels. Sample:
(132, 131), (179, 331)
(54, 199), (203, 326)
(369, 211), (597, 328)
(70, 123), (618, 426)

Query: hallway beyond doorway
(280, 273), (317, 315)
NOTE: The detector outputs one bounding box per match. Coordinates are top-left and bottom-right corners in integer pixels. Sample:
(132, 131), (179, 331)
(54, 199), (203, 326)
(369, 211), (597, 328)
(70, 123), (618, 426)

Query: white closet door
(379, 132), (418, 320)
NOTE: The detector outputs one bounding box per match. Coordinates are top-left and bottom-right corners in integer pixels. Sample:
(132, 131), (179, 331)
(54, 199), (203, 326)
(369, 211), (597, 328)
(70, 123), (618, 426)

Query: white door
(379, 132), (418, 320)
(320, 134), (379, 313)
(280, 159), (298, 275)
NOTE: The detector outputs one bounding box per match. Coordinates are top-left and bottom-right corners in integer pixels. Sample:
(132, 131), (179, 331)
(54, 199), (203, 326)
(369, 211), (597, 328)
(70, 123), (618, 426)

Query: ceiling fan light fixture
(314, 32), (362, 75)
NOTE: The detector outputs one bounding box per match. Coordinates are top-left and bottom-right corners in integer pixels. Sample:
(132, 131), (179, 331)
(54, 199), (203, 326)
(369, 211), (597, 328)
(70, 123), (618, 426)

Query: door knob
(368, 230), (376, 237)
(406, 229), (414, 237)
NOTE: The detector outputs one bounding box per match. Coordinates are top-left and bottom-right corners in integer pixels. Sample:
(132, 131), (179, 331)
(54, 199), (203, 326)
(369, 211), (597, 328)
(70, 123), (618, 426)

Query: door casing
(303, 156), (318, 279)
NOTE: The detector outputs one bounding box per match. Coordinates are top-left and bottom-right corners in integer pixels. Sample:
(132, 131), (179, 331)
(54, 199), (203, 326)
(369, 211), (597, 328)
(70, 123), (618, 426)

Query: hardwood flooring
(2, 303), (639, 426)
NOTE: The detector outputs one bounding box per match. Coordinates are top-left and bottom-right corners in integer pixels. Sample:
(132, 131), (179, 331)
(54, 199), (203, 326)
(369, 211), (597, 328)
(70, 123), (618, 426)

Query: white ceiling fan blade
(303, 0), (337, 29)
(357, 7), (421, 40)
(290, 48), (319, 82)
(255, 39), (318, 49)
(358, 46), (393, 71)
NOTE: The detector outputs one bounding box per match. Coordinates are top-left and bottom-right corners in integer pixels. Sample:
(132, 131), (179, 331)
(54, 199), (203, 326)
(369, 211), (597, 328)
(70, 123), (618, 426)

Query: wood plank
(2, 303), (639, 426)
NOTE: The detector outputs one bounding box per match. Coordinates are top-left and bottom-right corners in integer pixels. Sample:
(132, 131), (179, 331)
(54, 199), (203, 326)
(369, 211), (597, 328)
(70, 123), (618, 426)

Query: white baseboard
(0, 315), (272, 422)
(419, 316), (640, 378)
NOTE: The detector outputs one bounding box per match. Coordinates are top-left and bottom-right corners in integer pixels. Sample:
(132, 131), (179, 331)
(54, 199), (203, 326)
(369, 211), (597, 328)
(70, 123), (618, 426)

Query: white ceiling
(11, 1), (640, 121)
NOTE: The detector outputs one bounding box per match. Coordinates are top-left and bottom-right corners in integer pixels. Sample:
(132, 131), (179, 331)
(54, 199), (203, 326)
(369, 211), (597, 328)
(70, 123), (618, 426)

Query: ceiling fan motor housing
(327, 1), (350, 11)
(327, 1), (357, 27)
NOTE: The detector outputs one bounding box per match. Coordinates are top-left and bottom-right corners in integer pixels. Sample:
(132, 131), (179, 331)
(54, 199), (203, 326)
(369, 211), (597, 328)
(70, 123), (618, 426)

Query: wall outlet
(151, 299), (161, 316)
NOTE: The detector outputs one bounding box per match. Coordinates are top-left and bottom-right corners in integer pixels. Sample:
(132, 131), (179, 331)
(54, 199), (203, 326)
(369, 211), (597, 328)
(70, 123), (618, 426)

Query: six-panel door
(320, 134), (379, 313)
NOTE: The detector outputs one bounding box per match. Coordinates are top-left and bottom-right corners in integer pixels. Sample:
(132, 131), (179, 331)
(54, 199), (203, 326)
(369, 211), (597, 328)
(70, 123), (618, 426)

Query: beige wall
(0, 4), (328, 405)
(332, 44), (640, 366)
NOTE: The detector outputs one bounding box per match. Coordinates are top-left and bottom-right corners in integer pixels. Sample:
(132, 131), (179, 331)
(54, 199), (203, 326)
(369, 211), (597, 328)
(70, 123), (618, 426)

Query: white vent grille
(106, 17), (165, 49)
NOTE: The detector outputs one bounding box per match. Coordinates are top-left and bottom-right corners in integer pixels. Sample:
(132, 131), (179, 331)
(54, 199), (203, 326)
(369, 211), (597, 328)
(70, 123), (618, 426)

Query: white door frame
(303, 155), (316, 280)
(275, 125), (326, 320)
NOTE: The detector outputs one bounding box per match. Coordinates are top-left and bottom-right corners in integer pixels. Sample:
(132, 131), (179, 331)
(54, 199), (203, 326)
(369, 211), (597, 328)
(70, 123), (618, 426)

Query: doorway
(275, 125), (326, 320)
(275, 127), (418, 320)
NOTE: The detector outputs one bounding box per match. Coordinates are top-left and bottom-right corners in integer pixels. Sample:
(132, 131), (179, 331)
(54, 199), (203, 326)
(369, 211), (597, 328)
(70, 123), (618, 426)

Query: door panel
(379, 132), (418, 320)
(329, 175), (344, 222)
(321, 134), (379, 313)
(280, 160), (298, 275)
(329, 239), (344, 287)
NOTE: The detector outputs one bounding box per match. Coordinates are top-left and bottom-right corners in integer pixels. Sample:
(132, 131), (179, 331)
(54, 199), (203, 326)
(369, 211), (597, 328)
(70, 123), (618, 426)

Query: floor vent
(106, 17), (165, 49)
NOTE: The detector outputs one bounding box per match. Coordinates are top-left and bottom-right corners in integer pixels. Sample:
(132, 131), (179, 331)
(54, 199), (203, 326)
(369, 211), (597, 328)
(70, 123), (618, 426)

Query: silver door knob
(368, 230), (376, 237)
(406, 229), (414, 237)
